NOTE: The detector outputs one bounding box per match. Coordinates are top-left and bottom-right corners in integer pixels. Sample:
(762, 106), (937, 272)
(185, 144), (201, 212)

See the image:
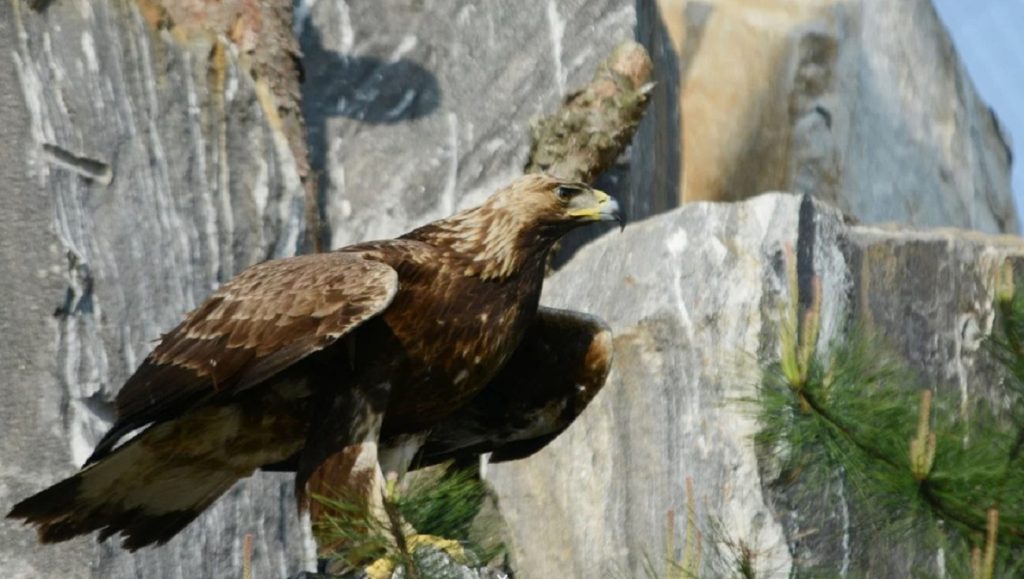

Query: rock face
(296, 0), (649, 249)
(0, 1), (311, 577)
(656, 0), (1017, 233)
(488, 196), (802, 579)
(487, 193), (1024, 578)
(1, 1), (648, 577)
(1, 0), (1020, 578)
(296, 0), (1018, 243)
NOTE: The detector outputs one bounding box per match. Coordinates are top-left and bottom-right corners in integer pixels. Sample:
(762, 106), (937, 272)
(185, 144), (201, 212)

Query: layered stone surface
(488, 193), (1024, 577)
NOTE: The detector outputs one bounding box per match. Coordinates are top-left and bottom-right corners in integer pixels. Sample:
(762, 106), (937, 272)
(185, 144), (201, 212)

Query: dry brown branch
(525, 41), (654, 184)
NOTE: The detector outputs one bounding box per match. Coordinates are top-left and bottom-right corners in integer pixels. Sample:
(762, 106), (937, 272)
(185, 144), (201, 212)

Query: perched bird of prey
(7, 174), (619, 551)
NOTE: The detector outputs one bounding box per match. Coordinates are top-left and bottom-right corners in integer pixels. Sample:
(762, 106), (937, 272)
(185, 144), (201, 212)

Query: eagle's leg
(309, 444), (466, 577)
(297, 379), (392, 566)
(304, 441), (389, 556)
(378, 433), (428, 538)
(296, 379), (463, 577)
(357, 433), (467, 577)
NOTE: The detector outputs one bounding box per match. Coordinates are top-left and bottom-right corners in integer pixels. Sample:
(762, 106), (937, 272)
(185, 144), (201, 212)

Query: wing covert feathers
(90, 252), (397, 464)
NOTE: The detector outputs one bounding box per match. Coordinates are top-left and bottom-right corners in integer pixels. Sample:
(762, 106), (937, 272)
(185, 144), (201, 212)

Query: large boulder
(656, 0), (1016, 233)
(487, 193), (1024, 577)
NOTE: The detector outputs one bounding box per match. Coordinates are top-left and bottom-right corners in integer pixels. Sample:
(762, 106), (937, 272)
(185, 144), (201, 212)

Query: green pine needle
(312, 465), (504, 577)
(754, 273), (1024, 577)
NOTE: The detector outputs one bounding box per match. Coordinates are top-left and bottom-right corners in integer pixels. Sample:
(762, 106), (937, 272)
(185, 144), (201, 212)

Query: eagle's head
(405, 174), (623, 279)
(482, 174), (624, 235)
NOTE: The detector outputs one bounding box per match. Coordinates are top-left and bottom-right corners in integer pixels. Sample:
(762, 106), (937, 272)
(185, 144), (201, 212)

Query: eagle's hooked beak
(568, 189), (626, 231)
(601, 192), (626, 232)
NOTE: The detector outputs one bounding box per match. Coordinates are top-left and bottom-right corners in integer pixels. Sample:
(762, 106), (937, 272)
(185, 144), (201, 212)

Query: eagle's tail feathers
(7, 424), (250, 550)
(7, 474), (101, 543)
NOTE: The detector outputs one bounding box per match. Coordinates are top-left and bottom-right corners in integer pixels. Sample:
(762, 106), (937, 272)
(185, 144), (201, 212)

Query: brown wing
(412, 306), (613, 468)
(87, 251), (398, 465)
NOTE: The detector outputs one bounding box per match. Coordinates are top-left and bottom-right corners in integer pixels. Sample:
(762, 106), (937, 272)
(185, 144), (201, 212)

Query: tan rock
(657, 0), (1016, 233)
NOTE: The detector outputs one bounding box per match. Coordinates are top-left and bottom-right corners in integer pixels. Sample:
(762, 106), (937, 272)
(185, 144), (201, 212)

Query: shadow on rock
(298, 21), (442, 247)
(299, 21), (441, 158)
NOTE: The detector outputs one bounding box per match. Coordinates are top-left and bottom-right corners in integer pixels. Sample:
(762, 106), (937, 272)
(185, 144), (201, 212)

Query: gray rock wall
(297, 0), (645, 249)
(487, 194), (1024, 578)
(834, 0), (1016, 233)
(0, 1), (311, 577)
(1, 1), (650, 576)
(1, 0), (1021, 577)
(488, 196), (804, 578)
(297, 0), (1020, 259)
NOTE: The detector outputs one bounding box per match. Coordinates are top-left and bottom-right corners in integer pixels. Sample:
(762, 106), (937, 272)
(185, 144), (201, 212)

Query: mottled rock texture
(657, 0), (1016, 233)
(0, 1), (311, 577)
(297, 0), (649, 250)
(1, 0), (648, 577)
(487, 194), (1024, 578)
(2, 0), (1020, 577)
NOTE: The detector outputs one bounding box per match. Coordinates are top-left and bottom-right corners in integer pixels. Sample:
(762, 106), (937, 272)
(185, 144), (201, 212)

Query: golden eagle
(7, 174), (619, 551)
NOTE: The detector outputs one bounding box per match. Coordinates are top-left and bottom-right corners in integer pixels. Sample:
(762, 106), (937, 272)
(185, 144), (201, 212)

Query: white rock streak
(182, 50), (221, 285)
(665, 228), (696, 343)
(442, 112), (459, 217)
(389, 35), (418, 62)
(335, 0), (355, 53)
(546, 0), (566, 95)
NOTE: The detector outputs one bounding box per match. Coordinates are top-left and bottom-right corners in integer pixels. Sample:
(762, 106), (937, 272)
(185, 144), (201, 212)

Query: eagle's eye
(556, 185), (583, 202)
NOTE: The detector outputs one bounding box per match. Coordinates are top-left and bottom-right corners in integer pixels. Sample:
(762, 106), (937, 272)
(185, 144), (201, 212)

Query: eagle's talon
(384, 472), (400, 502)
(407, 533), (467, 563)
(362, 534), (468, 579)
(364, 556), (396, 579)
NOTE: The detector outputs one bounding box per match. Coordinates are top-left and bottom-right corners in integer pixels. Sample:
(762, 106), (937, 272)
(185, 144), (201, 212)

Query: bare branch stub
(525, 41), (654, 184)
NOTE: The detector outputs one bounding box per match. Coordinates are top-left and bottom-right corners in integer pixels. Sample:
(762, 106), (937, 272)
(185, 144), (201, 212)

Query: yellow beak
(567, 189), (625, 230)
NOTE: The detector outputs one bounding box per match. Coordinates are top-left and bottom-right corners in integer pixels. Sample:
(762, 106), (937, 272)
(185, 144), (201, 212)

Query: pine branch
(755, 257), (1024, 575)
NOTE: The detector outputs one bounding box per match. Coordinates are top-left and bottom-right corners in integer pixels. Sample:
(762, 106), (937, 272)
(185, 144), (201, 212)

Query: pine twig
(242, 533), (254, 579)
(983, 508), (999, 579)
